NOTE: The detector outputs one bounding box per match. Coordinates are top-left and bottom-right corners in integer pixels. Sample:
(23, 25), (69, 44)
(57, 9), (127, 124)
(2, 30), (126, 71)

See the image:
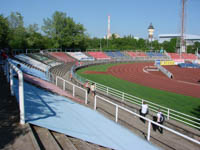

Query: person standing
(157, 109), (165, 134)
(140, 102), (148, 123)
(90, 83), (96, 97)
(84, 81), (90, 94)
(70, 72), (73, 81)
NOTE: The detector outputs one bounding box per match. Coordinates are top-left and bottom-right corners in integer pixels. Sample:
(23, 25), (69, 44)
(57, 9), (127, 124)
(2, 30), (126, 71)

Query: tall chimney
(107, 15), (111, 38)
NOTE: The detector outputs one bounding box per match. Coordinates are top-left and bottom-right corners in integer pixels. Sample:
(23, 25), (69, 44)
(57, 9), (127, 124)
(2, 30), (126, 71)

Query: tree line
(0, 11), (199, 53)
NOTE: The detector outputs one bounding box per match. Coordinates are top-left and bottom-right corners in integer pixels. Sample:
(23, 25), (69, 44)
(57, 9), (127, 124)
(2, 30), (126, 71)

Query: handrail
(73, 64), (200, 129)
(56, 76), (88, 104)
(89, 78), (200, 127)
(94, 95), (200, 145)
(6, 60), (25, 125)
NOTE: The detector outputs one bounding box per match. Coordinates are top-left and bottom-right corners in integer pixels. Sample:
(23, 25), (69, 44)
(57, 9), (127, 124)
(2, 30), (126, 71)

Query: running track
(85, 62), (200, 98)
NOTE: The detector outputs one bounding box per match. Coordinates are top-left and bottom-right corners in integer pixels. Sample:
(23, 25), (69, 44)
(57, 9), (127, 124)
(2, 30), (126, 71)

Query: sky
(0, 0), (200, 39)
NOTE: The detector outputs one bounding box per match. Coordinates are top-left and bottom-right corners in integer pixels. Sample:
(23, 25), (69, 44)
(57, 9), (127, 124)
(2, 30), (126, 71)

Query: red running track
(84, 62), (200, 98)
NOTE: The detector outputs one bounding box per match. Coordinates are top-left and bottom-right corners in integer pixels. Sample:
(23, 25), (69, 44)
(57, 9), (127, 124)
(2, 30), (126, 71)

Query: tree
(162, 38), (176, 53)
(42, 11), (87, 49)
(187, 42), (200, 54)
(7, 12), (23, 29)
(7, 12), (27, 49)
(137, 38), (147, 50)
(26, 24), (45, 49)
(0, 15), (9, 48)
(194, 42), (200, 52)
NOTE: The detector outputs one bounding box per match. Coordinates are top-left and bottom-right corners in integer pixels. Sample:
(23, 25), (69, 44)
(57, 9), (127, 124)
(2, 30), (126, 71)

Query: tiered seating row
(126, 52), (137, 58)
(88, 52), (111, 60)
(49, 52), (75, 63)
(168, 53), (197, 60)
(49, 63), (74, 77)
(104, 51), (126, 58)
(146, 52), (164, 57)
(15, 54), (49, 72)
(136, 52), (147, 57)
(67, 52), (94, 61)
(181, 53), (197, 60)
(9, 59), (49, 81)
(28, 53), (55, 65)
(168, 53), (182, 59)
(126, 52), (147, 58)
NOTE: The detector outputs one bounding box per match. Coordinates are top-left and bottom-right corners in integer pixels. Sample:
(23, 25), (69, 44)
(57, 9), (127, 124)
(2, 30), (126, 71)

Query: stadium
(1, 49), (200, 150)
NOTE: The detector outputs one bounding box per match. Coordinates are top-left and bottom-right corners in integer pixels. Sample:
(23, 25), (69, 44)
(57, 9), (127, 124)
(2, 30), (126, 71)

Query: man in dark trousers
(156, 109), (165, 134)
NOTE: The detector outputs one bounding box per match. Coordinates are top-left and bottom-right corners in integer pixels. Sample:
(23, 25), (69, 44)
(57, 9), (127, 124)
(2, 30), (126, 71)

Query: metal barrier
(94, 95), (200, 145)
(74, 66), (200, 130)
(4, 60), (25, 124)
(56, 76), (88, 104)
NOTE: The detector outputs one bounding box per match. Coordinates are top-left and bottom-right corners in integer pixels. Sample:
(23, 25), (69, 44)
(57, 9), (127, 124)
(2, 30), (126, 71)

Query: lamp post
(148, 23), (154, 50)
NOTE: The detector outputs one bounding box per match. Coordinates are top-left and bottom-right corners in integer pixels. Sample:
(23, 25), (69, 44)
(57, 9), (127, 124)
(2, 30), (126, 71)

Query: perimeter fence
(72, 61), (200, 130)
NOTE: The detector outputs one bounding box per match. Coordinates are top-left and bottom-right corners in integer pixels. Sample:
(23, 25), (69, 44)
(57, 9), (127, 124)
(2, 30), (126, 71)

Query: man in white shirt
(140, 102), (148, 123)
(90, 83), (96, 97)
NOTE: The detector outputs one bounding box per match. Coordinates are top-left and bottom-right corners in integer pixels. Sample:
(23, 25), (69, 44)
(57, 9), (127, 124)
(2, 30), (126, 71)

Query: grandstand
(104, 51), (127, 58)
(1, 50), (200, 150)
(88, 51), (111, 60)
(9, 59), (49, 81)
(67, 52), (94, 61)
(181, 53), (197, 60)
(146, 52), (164, 57)
(49, 52), (75, 63)
(27, 53), (54, 65)
(126, 51), (137, 58)
(15, 54), (49, 72)
(136, 51), (147, 57)
(167, 53), (182, 59)
(27, 53), (62, 67)
(167, 52), (198, 61)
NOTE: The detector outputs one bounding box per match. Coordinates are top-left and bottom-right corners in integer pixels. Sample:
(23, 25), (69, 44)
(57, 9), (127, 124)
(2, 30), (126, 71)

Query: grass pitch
(77, 63), (200, 118)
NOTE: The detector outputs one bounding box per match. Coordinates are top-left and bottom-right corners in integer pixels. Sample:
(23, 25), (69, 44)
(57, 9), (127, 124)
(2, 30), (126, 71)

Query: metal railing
(3, 58), (200, 146)
(56, 76), (88, 104)
(74, 71), (200, 130)
(4, 60), (25, 124)
(94, 95), (200, 145)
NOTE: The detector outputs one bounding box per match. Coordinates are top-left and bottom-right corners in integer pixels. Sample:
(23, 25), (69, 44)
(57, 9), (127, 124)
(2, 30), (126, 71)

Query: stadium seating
(136, 52), (147, 57)
(105, 51), (116, 58)
(9, 59), (49, 81)
(146, 52), (164, 57)
(49, 52), (75, 63)
(126, 52), (137, 58)
(167, 53), (182, 59)
(15, 54), (49, 72)
(27, 53), (55, 65)
(88, 52), (110, 60)
(104, 51), (127, 58)
(181, 53), (197, 60)
(127, 51), (147, 57)
(67, 52), (94, 61)
(115, 51), (126, 57)
(168, 53), (197, 60)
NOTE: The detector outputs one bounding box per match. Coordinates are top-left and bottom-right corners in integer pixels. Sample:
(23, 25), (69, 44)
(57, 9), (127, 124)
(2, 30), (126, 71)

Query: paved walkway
(0, 66), (36, 150)
(63, 72), (200, 150)
(12, 76), (160, 150)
